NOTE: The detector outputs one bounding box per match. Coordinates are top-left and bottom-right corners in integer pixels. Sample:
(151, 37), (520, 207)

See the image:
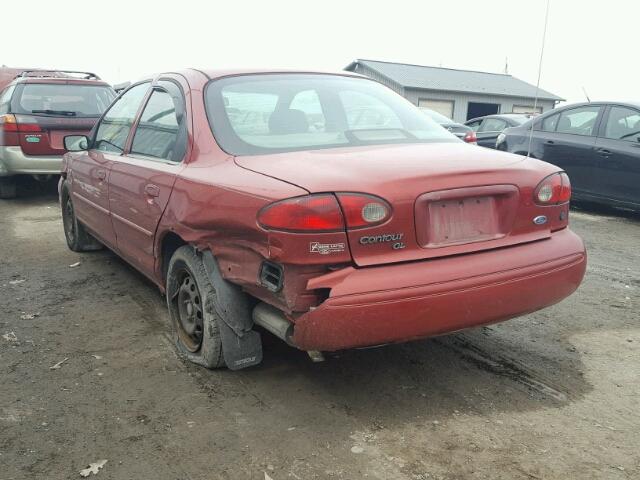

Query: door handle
(144, 184), (160, 197)
(95, 169), (106, 180)
(597, 148), (611, 157)
(544, 140), (555, 145)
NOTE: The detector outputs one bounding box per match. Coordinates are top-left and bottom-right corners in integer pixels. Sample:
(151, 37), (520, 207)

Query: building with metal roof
(345, 59), (564, 123)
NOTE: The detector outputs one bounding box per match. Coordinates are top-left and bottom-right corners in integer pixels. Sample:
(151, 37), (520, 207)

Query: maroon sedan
(59, 69), (586, 370)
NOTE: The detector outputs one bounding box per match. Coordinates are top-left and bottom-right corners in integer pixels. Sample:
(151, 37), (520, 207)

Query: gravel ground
(1, 179), (638, 480)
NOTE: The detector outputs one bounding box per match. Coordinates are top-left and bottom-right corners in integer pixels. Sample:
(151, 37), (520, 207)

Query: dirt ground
(1, 179), (638, 480)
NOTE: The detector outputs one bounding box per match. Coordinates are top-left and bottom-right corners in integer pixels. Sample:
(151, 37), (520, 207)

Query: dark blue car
(497, 102), (640, 210)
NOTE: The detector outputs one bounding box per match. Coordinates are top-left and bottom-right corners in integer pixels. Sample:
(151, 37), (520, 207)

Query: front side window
(603, 106), (640, 142)
(205, 74), (457, 156)
(556, 106), (601, 136)
(12, 83), (115, 117)
(94, 83), (149, 153)
(131, 84), (185, 161)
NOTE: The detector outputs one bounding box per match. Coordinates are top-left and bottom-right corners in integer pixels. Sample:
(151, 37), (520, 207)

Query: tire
(166, 246), (225, 369)
(0, 177), (17, 199)
(60, 182), (103, 252)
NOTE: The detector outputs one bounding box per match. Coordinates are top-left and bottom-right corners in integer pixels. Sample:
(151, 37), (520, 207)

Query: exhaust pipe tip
(252, 302), (295, 346)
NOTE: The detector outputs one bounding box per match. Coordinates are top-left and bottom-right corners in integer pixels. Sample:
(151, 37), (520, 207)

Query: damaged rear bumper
(291, 228), (586, 351)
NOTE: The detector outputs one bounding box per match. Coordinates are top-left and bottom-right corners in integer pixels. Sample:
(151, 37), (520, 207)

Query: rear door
(536, 105), (603, 196)
(11, 81), (115, 156)
(71, 83), (150, 248)
(593, 105), (640, 206)
(108, 78), (189, 278)
(476, 117), (508, 148)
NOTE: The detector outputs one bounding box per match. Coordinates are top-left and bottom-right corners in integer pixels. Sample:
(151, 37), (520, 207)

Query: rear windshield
(11, 83), (115, 117)
(205, 74), (458, 156)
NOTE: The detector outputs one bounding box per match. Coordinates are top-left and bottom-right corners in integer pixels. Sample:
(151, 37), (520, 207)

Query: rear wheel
(166, 246), (225, 369)
(0, 177), (17, 199)
(60, 183), (102, 252)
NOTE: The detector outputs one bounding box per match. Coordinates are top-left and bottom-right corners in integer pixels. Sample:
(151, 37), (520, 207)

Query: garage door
(418, 99), (454, 119)
(512, 105), (543, 114)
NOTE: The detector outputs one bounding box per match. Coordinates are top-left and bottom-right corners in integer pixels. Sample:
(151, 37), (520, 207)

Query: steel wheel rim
(63, 197), (76, 244)
(172, 268), (204, 352)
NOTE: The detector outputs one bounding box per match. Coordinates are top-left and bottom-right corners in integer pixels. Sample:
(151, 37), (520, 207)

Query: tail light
(258, 193), (391, 232)
(463, 131), (477, 143)
(336, 193), (391, 229)
(0, 114), (19, 146)
(0, 114), (41, 146)
(258, 194), (344, 232)
(534, 172), (571, 205)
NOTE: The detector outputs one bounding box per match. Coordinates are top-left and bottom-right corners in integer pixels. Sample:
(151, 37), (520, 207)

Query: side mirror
(64, 135), (89, 152)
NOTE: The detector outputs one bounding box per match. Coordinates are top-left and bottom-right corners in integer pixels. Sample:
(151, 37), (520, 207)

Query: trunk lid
(236, 143), (565, 266)
(16, 114), (97, 156)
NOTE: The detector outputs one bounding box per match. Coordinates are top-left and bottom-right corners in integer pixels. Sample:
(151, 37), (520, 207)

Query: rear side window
(12, 83), (115, 117)
(479, 118), (507, 132)
(0, 85), (15, 114)
(538, 113), (559, 132)
(603, 106), (640, 142)
(131, 82), (186, 162)
(556, 106), (600, 136)
(466, 120), (482, 131)
(94, 83), (149, 153)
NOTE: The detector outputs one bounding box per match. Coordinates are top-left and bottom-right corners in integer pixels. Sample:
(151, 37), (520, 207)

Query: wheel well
(160, 232), (187, 284)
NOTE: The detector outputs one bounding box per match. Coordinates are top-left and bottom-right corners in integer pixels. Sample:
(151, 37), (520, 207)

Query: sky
(2, 0), (636, 104)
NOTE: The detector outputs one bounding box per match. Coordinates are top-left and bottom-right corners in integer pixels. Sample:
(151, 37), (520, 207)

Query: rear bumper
(292, 228), (586, 351)
(0, 146), (62, 176)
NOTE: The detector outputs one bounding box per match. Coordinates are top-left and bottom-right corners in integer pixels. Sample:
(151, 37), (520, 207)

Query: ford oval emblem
(533, 215), (548, 225)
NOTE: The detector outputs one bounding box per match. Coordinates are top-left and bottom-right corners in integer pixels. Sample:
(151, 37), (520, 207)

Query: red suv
(59, 69), (586, 370)
(0, 69), (115, 198)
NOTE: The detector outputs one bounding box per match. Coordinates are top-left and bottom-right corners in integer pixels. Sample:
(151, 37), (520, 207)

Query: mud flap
(201, 251), (263, 370)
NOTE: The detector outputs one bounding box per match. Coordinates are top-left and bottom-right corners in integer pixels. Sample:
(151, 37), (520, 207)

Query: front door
(539, 105), (603, 198)
(594, 105), (640, 206)
(109, 80), (188, 278)
(71, 83), (150, 248)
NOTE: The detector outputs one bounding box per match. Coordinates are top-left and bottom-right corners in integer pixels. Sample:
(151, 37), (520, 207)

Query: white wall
(404, 88), (555, 123)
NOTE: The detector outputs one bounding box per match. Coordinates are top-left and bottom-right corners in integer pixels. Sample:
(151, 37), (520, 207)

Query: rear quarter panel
(155, 157), (309, 290)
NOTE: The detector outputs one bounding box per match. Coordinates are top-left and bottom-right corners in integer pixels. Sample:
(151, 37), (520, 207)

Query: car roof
(466, 113), (534, 123)
(552, 101), (640, 110)
(14, 77), (110, 86)
(3, 70), (110, 88)
(197, 68), (362, 80)
(127, 68), (368, 90)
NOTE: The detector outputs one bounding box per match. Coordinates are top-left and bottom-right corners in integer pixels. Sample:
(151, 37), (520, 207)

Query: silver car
(0, 69), (115, 198)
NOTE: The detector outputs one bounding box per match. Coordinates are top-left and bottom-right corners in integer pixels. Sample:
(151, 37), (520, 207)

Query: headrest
(268, 109), (309, 135)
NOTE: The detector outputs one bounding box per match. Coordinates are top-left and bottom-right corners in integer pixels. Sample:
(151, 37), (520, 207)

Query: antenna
(527, 0), (551, 158)
(582, 86), (591, 102)
(504, 57), (509, 74)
